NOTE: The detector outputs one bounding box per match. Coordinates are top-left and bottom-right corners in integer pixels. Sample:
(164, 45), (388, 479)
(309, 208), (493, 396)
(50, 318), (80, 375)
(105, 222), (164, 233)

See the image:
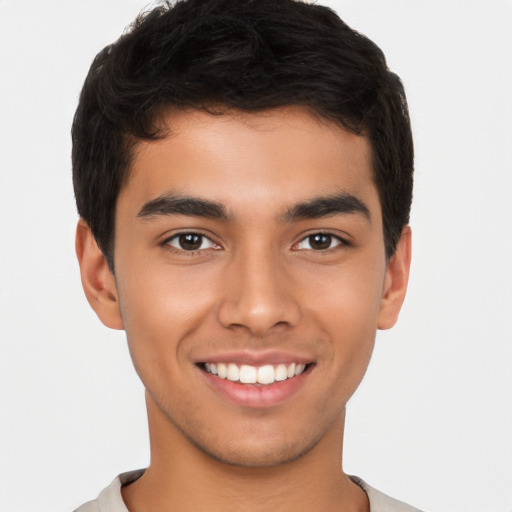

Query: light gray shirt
(74, 470), (424, 512)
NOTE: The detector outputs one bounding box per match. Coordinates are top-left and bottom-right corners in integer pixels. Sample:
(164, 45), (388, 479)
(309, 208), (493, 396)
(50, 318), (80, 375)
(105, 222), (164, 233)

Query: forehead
(120, 107), (378, 217)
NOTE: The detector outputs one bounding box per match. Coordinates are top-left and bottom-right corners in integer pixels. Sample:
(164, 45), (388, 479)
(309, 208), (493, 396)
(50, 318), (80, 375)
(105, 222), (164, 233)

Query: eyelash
(292, 232), (348, 253)
(161, 231), (348, 254)
(162, 231), (221, 255)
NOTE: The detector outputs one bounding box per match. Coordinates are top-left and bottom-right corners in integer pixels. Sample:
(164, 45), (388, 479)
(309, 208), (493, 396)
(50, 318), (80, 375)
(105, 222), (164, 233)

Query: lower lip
(199, 366), (312, 408)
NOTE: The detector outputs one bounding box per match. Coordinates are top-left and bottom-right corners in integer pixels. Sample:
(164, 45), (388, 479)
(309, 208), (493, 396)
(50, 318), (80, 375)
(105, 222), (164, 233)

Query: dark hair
(72, 0), (413, 269)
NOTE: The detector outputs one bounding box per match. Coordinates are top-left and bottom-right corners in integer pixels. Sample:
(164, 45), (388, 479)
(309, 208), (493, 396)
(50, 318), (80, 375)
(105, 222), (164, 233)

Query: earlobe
(75, 219), (124, 330)
(377, 226), (412, 330)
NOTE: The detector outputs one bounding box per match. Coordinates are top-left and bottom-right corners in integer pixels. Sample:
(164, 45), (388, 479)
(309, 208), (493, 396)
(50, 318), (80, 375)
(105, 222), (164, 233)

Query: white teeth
(227, 363), (240, 382)
(239, 365), (257, 384)
(204, 362), (307, 385)
(257, 365), (275, 385)
(275, 364), (288, 381)
(217, 363), (227, 379)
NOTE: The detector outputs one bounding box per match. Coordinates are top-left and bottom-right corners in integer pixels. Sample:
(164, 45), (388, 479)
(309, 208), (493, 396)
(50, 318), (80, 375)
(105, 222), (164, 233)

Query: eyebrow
(281, 193), (371, 223)
(137, 191), (370, 224)
(137, 193), (231, 221)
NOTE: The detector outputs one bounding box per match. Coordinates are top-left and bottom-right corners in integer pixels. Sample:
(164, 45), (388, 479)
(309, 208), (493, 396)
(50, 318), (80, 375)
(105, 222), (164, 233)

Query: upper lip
(195, 350), (313, 366)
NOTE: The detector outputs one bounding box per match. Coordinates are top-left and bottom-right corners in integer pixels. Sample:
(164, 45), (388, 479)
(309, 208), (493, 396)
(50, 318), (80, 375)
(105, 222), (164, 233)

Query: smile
(203, 362), (307, 385)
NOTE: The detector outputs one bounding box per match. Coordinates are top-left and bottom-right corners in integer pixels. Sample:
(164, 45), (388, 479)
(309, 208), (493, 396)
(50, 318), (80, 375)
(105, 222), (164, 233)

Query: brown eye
(294, 233), (343, 251)
(179, 233), (203, 250)
(166, 233), (217, 251)
(308, 234), (332, 250)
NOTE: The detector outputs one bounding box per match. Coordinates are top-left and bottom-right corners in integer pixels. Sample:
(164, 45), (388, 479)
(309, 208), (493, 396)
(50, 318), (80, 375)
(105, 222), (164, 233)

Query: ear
(75, 219), (124, 330)
(377, 226), (412, 330)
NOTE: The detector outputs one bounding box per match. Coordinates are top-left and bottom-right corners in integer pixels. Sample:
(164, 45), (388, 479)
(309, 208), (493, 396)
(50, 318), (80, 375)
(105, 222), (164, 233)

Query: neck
(122, 394), (368, 512)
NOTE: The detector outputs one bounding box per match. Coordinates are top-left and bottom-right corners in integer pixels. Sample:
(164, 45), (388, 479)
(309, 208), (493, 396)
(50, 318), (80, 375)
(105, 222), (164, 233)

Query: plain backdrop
(1, 1), (511, 511)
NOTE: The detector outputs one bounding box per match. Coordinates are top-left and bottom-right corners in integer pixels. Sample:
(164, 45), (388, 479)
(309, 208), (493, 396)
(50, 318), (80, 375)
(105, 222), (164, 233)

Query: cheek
(115, 262), (220, 370)
(297, 255), (386, 329)
(295, 257), (385, 388)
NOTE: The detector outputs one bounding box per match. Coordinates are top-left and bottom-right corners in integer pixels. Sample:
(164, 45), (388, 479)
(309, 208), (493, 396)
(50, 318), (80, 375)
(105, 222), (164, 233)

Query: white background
(1, 1), (511, 511)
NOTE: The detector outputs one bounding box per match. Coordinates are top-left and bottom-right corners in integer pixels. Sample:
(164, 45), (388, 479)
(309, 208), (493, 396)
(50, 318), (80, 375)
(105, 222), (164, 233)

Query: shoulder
(73, 470), (145, 512)
(350, 476), (425, 512)
(74, 500), (100, 512)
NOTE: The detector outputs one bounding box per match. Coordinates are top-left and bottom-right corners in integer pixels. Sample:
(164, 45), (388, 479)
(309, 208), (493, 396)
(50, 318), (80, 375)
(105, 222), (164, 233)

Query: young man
(72, 0), (418, 510)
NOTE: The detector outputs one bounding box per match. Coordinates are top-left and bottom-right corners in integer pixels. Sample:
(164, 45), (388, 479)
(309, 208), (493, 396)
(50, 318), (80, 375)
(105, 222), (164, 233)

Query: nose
(217, 247), (300, 336)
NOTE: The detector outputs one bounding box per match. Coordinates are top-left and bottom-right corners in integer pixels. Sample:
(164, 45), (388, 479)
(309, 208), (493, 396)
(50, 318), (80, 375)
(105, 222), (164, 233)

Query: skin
(76, 107), (411, 512)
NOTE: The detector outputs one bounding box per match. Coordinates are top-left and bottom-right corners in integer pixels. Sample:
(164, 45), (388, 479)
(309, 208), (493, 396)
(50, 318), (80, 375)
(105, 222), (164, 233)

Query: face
(80, 107), (410, 468)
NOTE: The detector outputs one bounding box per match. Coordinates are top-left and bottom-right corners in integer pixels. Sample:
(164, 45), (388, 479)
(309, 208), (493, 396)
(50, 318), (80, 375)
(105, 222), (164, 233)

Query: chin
(197, 437), (320, 468)
(146, 382), (342, 470)
(179, 420), (325, 469)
